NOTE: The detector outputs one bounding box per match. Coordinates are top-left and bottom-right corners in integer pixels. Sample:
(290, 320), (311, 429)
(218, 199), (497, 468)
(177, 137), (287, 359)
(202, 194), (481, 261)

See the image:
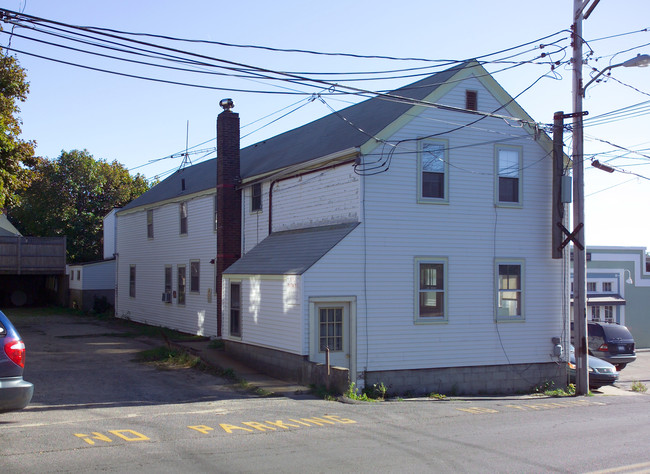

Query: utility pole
(572, 0), (590, 395)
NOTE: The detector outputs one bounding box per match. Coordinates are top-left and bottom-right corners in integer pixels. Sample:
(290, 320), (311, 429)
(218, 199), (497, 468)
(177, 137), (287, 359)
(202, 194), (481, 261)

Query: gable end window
(417, 139), (449, 203)
(466, 90), (478, 111)
(180, 202), (188, 235)
(147, 209), (154, 239)
(251, 183), (262, 212)
(496, 145), (522, 205)
(496, 260), (524, 321)
(414, 257), (448, 322)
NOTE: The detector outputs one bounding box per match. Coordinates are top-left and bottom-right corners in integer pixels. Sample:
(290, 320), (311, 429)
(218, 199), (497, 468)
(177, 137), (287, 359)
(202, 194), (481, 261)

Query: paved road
(1, 312), (649, 473)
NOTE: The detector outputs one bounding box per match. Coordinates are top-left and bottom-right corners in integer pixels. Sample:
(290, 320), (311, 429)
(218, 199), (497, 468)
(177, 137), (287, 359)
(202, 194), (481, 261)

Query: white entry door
(310, 299), (352, 370)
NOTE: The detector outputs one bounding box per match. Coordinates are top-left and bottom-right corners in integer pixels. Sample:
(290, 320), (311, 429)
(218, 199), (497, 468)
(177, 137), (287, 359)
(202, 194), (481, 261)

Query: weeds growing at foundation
(631, 381), (647, 393)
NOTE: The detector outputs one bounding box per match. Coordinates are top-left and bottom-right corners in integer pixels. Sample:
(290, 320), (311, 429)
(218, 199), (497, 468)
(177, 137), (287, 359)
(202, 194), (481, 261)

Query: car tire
(615, 363), (626, 371)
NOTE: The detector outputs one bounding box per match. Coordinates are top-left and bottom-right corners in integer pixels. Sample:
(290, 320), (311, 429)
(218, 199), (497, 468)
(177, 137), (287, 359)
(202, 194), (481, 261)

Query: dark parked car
(569, 345), (619, 390)
(0, 310), (34, 412)
(587, 321), (636, 370)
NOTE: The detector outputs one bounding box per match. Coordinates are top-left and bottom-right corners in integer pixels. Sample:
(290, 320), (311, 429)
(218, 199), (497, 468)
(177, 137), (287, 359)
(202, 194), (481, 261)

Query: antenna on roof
(179, 120), (192, 170)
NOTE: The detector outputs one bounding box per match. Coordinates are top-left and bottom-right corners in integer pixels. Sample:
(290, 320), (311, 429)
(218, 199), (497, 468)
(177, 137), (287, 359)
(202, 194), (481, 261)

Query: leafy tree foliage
(10, 150), (151, 263)
(0, 51), (35, 209)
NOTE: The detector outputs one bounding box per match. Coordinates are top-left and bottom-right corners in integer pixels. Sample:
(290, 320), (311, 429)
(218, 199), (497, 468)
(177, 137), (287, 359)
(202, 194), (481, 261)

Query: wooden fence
(0, 236), (66, 274)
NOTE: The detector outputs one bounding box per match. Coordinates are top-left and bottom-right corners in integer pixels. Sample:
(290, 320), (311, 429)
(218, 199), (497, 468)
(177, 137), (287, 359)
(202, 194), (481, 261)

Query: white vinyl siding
(115, 193), (217, 336)
(349, 76), (563, 371)
(222, 275), (302, 354)
(242, 166), (360, 253)
(68, 260), (115, 290)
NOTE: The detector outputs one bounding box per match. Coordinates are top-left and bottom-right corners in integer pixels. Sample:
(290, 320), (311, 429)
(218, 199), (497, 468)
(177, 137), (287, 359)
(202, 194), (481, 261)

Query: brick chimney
(216, 98), (241, 337)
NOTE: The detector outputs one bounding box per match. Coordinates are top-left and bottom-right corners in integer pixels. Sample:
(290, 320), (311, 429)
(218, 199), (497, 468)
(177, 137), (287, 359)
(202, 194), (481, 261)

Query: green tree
(10, 149), (151, 263)
(0, 51), (35, 208)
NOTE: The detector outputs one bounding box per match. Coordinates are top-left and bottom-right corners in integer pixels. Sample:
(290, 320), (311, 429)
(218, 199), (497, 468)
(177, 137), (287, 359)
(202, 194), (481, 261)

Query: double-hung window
(129, 265), (136, 298)
(496, 260), (524, 320)
(180, 202), (188, 235)
(190, 260), (200, 293)
(147, 209), (154, 239)
(230, 282), (241, 337)
(251, 183), (262, 212)
(604, 305), (614, 323)
(177, 265), (186, 305)
(415, 257), (447, 322)
(496, 145), (522, 205)
(418, 139), (448, 203)
(163, 265), (172, 303)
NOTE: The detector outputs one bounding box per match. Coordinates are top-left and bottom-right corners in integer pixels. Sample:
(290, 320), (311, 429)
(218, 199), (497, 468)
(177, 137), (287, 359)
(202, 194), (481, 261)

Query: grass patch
(429, 392), (447, 400)
(135, 346), (201, 369)
(209, 339), (225, 350)
(343, 382), (387, 402)
(533, 381), (576, 397)
(631, 381), (648, 393)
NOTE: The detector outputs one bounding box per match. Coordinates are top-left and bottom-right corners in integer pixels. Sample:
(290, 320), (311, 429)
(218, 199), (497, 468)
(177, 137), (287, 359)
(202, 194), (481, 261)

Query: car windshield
(602, 325), (633, 340)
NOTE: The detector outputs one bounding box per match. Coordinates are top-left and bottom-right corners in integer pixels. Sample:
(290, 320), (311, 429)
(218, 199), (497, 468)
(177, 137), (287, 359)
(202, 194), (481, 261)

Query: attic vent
(181, 178), (186, 191)
(465, 90), (477, 111)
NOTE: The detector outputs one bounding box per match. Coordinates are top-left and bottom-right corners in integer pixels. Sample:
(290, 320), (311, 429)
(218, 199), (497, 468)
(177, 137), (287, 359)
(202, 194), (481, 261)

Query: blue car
(0, 310), (34, 412)
(569, 345), (618, 390)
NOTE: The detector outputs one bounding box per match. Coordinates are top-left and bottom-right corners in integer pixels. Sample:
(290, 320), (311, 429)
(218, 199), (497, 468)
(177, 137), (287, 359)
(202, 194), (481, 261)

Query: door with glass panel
(315, 303), (349, 369)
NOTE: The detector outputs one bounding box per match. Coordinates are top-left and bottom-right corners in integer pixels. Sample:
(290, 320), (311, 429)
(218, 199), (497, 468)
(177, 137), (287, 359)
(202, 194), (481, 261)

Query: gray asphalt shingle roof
(224, 223), (359, 275)
(120, 63), (468, 212)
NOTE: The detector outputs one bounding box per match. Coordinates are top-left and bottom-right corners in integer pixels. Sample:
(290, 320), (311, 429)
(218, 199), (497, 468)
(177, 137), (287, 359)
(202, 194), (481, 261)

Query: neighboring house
(68, 259), (116, 312)
(67, 209), (120, 312)
(0, 211), (67, 307)
(115, 61), (569, 395)
(571, 246), (650, 348)
(0, 211), (21, 237)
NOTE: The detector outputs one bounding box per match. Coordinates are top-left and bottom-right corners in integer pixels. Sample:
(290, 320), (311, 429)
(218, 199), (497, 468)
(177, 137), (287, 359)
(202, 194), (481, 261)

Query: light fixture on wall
(624, 269), (634, 285)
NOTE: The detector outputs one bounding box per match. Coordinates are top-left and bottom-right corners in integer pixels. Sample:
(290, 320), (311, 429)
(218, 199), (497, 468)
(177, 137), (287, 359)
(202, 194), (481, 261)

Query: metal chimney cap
(219, 98), (234, 111)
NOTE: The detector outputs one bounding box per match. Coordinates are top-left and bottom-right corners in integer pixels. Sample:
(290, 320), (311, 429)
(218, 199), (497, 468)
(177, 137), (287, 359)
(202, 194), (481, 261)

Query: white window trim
(226, 279), (243, 340)
(417, 138), (449, 204)
(495, 144), (523, 208)
(495, 258), (525, 322)
(414, 257), (448, 324)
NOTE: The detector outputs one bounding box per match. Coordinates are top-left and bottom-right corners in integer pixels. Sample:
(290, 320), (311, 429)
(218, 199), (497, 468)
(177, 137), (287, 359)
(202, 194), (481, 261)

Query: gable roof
(0, 213), (21, 237)
(224, 223), (359, 275)
(121, 60), (541, 213)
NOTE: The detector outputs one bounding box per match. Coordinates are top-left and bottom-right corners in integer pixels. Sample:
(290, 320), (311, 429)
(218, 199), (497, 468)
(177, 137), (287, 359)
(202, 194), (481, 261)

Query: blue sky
(3, 0), (650, 249)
